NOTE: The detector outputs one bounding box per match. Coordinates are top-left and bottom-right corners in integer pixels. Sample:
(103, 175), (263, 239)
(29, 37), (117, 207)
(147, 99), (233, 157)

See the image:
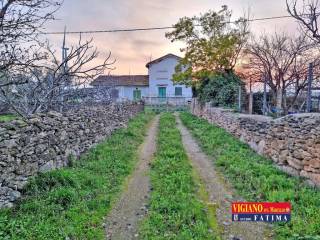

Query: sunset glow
(44, 0), (297, 75)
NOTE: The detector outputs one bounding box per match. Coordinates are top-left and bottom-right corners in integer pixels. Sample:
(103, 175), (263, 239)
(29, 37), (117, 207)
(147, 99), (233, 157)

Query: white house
(91, 54), (193, 102)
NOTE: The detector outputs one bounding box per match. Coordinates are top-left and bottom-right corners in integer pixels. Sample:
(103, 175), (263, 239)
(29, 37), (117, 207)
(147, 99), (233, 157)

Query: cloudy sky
(44, 0), (299, 75)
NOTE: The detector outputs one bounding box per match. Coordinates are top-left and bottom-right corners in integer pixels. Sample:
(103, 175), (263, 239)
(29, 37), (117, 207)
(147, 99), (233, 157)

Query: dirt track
(176, 114), (273, 240)
(105, 115), (159, 240)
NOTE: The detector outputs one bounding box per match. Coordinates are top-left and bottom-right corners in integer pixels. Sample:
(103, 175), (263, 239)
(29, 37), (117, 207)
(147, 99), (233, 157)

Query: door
(158, 87), (166, 98)
(133, 89), (141, 101)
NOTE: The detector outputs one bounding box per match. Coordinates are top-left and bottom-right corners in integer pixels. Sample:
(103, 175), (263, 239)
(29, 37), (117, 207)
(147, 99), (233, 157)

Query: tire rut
(175, 113), (273, 240)
(105, 115), (159, 240)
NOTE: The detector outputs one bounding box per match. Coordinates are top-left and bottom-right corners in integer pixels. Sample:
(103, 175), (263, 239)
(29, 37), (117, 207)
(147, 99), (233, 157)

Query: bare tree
(0, 38), (115, 117)
(244, 32), (320, 114)
(287, 0), (320, 42)
(0, 0), (61, 88)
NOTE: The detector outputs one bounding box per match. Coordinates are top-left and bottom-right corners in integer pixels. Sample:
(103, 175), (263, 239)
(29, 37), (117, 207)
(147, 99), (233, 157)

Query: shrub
(197, 72), (245, 108)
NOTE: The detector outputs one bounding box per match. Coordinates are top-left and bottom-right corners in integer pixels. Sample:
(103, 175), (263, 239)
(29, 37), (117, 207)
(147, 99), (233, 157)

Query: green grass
(0, 114), (16, 122)
(139, 113), (216, 240)
(144, 106), (189, 114)
(0, 112), (154, 240)
(180, 112), (320, 240)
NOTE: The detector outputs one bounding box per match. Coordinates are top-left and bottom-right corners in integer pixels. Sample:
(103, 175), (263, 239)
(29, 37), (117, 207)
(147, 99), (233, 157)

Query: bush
(251, 91), (273, 115)
(197, 72), (245, 108)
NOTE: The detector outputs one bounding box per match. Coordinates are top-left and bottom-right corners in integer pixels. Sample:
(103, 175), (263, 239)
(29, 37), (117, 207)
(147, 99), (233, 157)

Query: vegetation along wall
(192, 99), (320, 187)
(0, 103), (143, 208)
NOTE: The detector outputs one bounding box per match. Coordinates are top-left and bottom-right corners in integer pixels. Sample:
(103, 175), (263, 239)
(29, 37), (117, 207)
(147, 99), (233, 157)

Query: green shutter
(133, 89), (141, 100)
(158, 87), (166, 98)
(175, 87), (182, 96)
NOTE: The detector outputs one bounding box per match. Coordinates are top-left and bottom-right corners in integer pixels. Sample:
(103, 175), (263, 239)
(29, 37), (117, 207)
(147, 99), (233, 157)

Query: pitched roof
(91, 75), (149, 87)
(146, 53), (181, 68)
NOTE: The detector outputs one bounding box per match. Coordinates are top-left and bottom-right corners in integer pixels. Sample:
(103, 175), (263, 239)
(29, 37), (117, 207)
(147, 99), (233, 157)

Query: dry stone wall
(192, 100), (320, 187)
(0, 103), (143, 208)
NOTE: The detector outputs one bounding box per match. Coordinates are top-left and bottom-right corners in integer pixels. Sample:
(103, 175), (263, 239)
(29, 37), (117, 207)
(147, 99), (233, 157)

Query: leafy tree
(166, 5), (249, 85)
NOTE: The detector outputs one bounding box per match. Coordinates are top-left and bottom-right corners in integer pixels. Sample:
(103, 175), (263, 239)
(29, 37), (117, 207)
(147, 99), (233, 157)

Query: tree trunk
(249, 92), (253, 114)
(276, 87), (282, 116)
(283, 89), (288, 115)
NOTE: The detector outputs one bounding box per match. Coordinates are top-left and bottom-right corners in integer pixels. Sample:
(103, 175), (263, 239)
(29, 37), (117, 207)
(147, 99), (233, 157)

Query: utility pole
(263, 74), (267, 116)
(62, 26), (69, 73)
(62, 26), (66, 66)
(306, 62), (313, 113)
(60, 26), (69, 112)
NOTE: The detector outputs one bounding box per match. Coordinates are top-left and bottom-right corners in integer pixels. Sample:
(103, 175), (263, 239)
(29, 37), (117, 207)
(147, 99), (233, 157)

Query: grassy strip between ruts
(0, 112), (154, 240)
(139, 113), (216, 240)
(180, 112), (320, 240)
(0, 114), (16, 122)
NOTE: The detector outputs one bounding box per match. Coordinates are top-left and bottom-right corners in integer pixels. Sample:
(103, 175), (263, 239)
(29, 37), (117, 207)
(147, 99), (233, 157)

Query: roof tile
(91, 75), (149, 87)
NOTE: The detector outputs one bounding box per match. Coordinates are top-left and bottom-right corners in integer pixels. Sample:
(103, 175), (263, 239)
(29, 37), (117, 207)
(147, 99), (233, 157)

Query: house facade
(91, 54), (193, 102)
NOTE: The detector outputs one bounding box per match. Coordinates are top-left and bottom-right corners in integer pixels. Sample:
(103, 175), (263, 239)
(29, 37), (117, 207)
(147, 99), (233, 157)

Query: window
(156, 77), (168, 80)
(175, 87), (182, 96)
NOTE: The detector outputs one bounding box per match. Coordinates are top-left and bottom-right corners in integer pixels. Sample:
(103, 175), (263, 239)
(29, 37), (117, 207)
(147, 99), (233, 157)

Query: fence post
(248, 80), (253, 114)
(238, 85), (242, 112)
(307, 62), (313, 113)
(263, 75), (267, 116)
